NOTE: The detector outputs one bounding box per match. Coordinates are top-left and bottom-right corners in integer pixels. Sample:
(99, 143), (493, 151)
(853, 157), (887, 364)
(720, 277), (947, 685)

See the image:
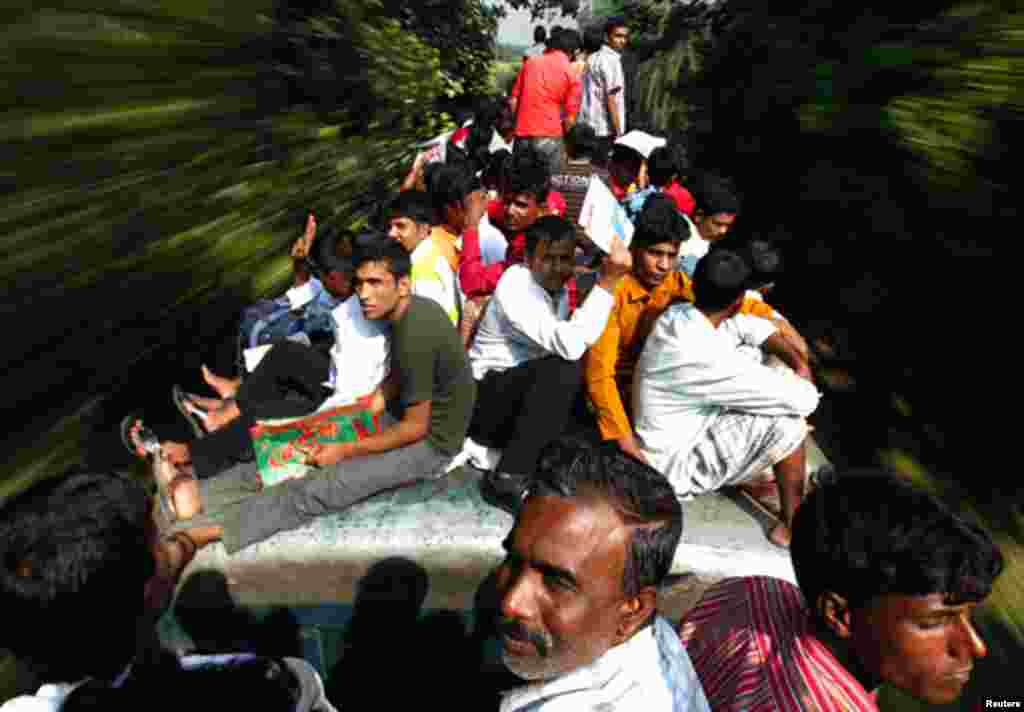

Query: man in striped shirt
(679, 471), (1003, 711)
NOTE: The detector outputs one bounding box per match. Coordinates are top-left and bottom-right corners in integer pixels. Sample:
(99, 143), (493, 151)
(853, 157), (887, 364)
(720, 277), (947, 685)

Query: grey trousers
(182, 432), (452, 554)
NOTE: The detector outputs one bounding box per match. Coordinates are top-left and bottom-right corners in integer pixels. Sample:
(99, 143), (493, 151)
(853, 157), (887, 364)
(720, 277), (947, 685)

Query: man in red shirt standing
(509, 27), (582, 175)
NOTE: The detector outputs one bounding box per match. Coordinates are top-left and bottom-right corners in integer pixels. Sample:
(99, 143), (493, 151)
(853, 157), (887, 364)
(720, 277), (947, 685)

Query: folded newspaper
(578, 175), (634, 253)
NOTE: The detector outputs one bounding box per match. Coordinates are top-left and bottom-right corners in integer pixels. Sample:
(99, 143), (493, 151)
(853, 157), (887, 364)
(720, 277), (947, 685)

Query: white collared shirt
(580, 44), (625, 138)
(499, 623), (709, 712)
(468, 264), (615, 381)
(317, 295), (390, 410)
(633, 303), (819, 477)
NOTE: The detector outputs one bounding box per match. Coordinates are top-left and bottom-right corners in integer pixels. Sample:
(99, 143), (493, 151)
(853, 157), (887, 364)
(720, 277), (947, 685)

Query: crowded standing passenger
(579, 17), (629, 158)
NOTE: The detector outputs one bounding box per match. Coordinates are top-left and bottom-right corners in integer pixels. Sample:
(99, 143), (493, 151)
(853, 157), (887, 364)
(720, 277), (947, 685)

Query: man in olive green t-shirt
(170, 237), (476, 554)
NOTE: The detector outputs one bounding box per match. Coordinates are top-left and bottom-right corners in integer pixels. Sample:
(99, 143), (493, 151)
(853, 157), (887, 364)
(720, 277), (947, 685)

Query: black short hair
(548, 26), (581, 55)
(692, 174), (741, 216)
(692, 248), (750, 311)
(564, 123), (598, 160)
(427, 162), (480, 218)
(791, 471), (1004, 614)
(610, 144), (644, 184)
(0, 469), (156, 681)
(386, 190), (434, 227)
(352, 232), (412, 279)
(482, 148), (512, 191)
(743, 239), (782, 290)
(647, 143), (688, 187)
(583, 24), (604, 54)
(530, 438), (683, 601)
(534, 25), (547, 44)
(632, 193), (690, 250)
(506, 151), (550, 204)
(310, 226), (354, 277)
(524, 215), (575, 257)
(605, 15), (628, 36)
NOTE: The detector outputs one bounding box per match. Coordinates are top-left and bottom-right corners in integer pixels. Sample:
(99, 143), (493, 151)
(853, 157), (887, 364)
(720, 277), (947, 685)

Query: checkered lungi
(678, 411), (808, 497)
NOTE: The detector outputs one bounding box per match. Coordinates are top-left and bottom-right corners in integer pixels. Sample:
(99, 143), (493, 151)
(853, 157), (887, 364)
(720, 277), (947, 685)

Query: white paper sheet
(578, 175), (634, 253)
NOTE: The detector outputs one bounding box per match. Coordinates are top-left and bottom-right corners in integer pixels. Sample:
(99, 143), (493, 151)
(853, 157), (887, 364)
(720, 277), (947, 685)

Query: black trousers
(191, 341), (331, 479)
(469, 355), (583, 477)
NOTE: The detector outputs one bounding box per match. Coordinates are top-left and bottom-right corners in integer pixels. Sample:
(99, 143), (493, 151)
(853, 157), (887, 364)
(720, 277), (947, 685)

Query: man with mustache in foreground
(492, 440), (711, 711)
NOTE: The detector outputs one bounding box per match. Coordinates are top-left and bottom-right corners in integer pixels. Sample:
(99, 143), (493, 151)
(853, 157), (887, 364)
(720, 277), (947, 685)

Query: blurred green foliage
(0, 0), (496, 502)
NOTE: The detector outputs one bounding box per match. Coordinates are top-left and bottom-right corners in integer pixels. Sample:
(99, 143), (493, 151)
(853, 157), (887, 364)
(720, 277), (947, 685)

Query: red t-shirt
(662, 181), (696, 216)
(511, 51), (582, 138)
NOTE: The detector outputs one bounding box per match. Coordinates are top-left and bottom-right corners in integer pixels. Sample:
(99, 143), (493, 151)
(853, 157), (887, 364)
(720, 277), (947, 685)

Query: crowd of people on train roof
(0, 15), (1006, 712)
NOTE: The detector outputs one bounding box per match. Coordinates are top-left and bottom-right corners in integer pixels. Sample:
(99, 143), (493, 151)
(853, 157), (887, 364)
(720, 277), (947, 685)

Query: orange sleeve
(741, 294), (775, 318)
(584, 292), (633, 441)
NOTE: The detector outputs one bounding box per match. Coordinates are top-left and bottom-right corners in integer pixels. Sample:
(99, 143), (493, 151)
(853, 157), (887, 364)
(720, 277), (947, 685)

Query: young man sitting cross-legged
(467, 215), (631, 514)
(127, 238), (476, 555)
(632, 248), (820, 547)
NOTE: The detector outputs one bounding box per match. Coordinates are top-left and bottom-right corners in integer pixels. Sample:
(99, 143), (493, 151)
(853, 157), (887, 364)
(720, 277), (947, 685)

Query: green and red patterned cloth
(251, 401), (380, 487)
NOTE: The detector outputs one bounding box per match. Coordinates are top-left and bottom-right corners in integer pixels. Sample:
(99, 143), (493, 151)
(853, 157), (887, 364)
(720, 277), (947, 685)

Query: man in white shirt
(579, 17), (629, 154)
(633, 249), (820, 547)
(468, 216), (631, 513)
(492, 439), (711, 712)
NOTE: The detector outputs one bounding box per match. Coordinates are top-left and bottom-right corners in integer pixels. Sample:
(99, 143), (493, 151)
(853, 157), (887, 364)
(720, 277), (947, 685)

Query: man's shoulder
(492, 263), (532, 298)
(399, 296), (452, 333)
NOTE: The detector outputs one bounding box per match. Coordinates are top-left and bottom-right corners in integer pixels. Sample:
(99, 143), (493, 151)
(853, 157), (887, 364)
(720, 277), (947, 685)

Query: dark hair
(632, 193), (690, 250)
(506, 151), (550, 204)
(534, 25), (547, 44)
(692, 248), (750, 311)
(743, 239), (782, 290)
(791, 471), (1004, 614)
(583, 24), (604, 54)
(692, 174), (741, 216)
(548, 26), (581, 56)
(564, 123), (598, 160)
(482, 148), (512, 191)
(605, 16), (628, 36)
(63, 656), (303, 712)
(352, 232), (412, 279)
(0, 469), (156, 681)
(524, 215), (575, 257)
(530, 438), (683, 600)
(311, 226), (354, 277)
(386, 190), (434, 226)
(610, 144), (644, 186)
(647, 143), (688, 187)
(428, 162), (480, 218)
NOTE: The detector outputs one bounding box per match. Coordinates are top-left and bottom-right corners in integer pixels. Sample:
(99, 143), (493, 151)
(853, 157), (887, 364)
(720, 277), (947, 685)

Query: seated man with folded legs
(149, 238), (476, 555)
(633, 249), (820, 547)
(123, 239), (390, 512)
(492, 439), (710, 711)
(468, 216), (631, 514)
(680, 470), (1004, 710)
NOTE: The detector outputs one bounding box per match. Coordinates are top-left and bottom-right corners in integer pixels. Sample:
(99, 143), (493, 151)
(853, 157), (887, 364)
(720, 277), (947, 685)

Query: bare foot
(161, 440), (191, 466)
(187, 394), (224, 412)
(144, 532), (198, 613)
(768, 522), (791, 548)
(203, 400), (241, 433)
(202, 364), (241, 399)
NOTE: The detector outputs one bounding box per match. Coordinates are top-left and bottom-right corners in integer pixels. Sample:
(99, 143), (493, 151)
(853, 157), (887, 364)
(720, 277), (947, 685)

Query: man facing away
(632, 249), (819, 547)
(510, 28), (582, 176)
(493, 439), (711, 711)
(154, 238), (476, 555)
(468, 216), (631, 515)
(679, 470), (1004, 710)
(579, 17), (629, 157)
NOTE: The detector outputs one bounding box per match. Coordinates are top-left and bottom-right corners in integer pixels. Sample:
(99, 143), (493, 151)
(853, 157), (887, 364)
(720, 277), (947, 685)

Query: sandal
(121, 416), (160, 459)
(172, 385), (208, 439)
